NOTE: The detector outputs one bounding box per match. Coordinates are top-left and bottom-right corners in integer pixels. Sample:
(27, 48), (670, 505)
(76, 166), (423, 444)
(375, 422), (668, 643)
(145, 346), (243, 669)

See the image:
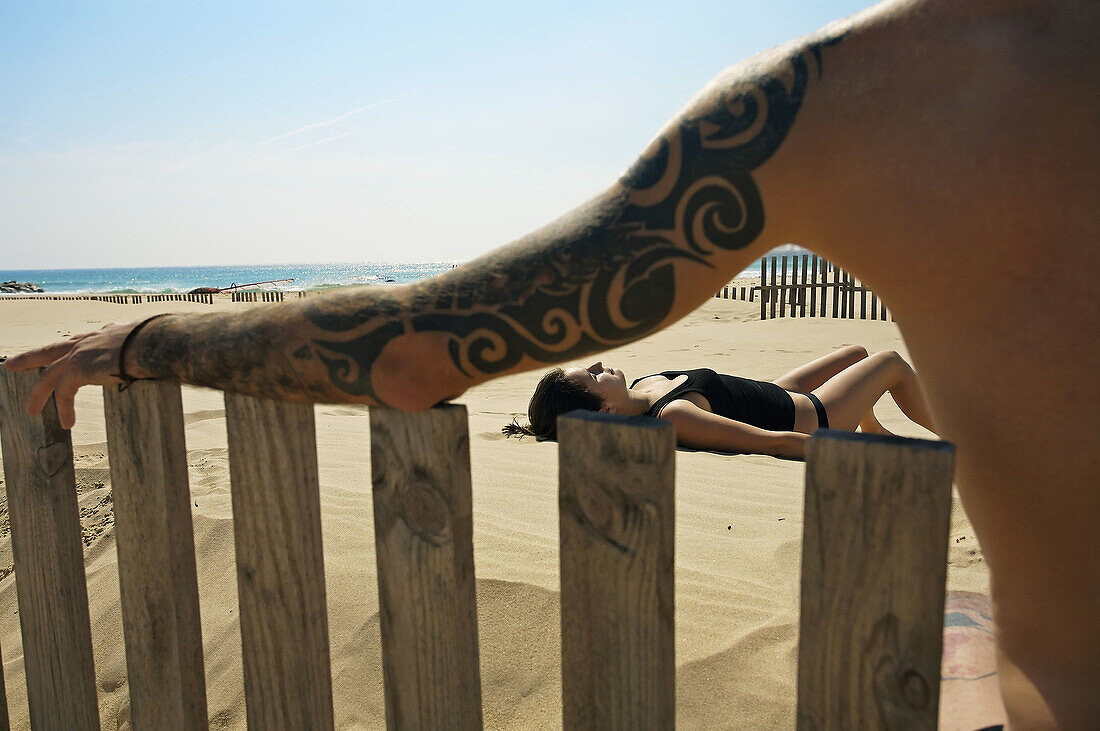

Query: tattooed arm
(938, 592), (1006, 730)
(6, 31), (847, 426)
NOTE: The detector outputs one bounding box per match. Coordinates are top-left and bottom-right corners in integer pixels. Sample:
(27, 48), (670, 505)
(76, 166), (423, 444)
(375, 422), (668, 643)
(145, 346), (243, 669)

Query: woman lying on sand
(504, 345), (936, 459)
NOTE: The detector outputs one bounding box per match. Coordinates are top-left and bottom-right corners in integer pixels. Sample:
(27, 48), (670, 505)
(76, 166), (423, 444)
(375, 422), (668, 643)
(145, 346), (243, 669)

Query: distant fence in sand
(0, 290), (334, 304)
(231, 291), (285, 302)
(0, 368), (955, 728)
(0, 293), (214, 304)
(717, 254), (895, 322)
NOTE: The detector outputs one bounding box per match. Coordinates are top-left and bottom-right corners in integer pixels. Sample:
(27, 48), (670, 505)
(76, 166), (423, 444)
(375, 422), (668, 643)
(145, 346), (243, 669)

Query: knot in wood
(575, 483), (614, 534)
(36, 441), (70, 477)
(572, 480), (654, 554)
(397, 471), (450, 545)
(900, 668), (930, 709)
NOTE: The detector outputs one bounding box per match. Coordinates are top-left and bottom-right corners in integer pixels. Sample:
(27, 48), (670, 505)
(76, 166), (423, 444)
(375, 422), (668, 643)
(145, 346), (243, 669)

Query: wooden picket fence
(0, 290), (325, 305)
(716, 254), (894, 322)
(231, 291), (285, 302)
(143, 294), (215, 304)
(0, 369), (954, 729)
(0, 293), (214, 305)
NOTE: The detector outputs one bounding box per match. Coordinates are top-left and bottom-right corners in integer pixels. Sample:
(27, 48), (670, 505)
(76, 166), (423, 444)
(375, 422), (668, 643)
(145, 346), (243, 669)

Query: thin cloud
(290, 132), (351, 151)
(260, 92), (412, 146)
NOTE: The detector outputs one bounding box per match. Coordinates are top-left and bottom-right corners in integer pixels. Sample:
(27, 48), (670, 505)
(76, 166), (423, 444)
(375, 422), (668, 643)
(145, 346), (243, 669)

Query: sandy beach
(0, 294), (990, 729)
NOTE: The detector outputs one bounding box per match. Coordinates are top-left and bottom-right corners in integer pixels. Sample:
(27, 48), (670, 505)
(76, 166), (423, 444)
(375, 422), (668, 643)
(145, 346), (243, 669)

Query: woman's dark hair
(502, 367), (603, 440)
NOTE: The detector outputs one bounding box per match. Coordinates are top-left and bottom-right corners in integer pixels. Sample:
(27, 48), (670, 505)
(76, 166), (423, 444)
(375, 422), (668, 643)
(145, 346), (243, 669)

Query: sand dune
(0, 296), (989, 728)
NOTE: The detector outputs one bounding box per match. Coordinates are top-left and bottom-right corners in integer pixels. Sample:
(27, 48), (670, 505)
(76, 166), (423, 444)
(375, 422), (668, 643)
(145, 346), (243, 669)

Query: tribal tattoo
(303, 35), (845, 404)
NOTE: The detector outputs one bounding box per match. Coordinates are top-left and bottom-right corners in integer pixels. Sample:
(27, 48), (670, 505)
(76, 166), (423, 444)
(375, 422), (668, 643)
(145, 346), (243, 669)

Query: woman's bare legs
(776, 346), (891, 433)
(772, 345), (869, 393)
(812, 350), (937, 433)
(858, 410), (895, 436)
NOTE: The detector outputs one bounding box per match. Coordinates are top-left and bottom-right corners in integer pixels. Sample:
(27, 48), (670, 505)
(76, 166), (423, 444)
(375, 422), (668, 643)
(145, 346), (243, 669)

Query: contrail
(260, 92), (412, 145)
(290, 132), (351, 151)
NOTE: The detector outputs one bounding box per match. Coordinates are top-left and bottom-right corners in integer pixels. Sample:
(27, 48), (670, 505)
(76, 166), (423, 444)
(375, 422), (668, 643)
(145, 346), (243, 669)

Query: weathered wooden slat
(839, 274), (846, 319)
(799, 257), (808, 315)
(769, 256), (778, 319)
(848, 274), (856, 319)
(369, 405), (483, 730)
(779, 256), (789, 317)
(800, 255), (809, 317)
(0, 640), (8, 729)
(0, 368), (100, 730)
(794, 259), (802, 313)
(224, 393), (334, 730)
(847, 274), (855, 319)
(760, 257), (768, 320)
(809, 255), (819, 317)
(558, 411), (675, 730)
(846, 274), (854, 319)
(796, 255), (805, 314)
(798, 432), (955, 730)
(831, 264), (840, 319)
(103, 381), (208, 730)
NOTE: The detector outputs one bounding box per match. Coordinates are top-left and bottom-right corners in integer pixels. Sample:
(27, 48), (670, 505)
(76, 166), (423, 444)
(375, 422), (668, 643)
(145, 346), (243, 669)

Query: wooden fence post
(369, 404), (483, 730)
(224, 394), (334, 730)
(558, 411), (675, 730)
(779, 256), (789, 317)
(841, 273), (848, 319)
(797, 432), (955, 730)
(759, 257), (768, 320)
(800, 255), (809, 317)
(793, 256), (800, 315)
(769, 256), (778, 320)
(831, 265), (841, 319)
(104, 381), (208, 729)
(0, 368), (100, 730)
(847, 273), (856, 319)
(809, 255), (819, 317)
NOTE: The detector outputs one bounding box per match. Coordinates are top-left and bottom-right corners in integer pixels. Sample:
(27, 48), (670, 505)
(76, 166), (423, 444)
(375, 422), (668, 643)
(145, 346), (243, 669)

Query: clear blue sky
(0, 1), (870, 269)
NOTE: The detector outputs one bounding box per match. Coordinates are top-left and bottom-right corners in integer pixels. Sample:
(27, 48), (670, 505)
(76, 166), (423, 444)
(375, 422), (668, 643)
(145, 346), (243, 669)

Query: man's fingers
(25, 358), (71, 415)
(4, 341), (77, 372)
(54, 382), (79, 430)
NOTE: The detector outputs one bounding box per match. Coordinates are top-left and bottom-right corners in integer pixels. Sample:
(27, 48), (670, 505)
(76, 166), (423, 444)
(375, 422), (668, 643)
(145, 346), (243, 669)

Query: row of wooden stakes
(0, 370), (954, 728)
(716, 255), (895, 322)
(230, 291), (285, 302)
(0, 292), (329, 304)
(0, 293), (214, 304)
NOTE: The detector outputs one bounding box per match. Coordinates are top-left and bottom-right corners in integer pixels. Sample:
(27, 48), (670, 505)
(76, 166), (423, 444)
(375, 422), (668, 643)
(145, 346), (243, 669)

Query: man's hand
(3, 320), (151, 430)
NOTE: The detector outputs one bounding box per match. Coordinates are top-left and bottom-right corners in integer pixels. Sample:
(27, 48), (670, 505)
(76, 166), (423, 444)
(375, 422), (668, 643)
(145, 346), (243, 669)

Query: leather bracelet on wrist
(113, 313), (173, 391)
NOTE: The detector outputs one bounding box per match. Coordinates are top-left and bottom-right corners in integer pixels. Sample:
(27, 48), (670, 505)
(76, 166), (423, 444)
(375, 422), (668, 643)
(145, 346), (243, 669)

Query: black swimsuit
(631, 368), (828, 431)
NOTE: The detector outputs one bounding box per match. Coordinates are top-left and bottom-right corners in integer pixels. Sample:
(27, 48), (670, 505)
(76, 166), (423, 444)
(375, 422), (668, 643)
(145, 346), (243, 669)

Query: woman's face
(562, 361), (628, 413)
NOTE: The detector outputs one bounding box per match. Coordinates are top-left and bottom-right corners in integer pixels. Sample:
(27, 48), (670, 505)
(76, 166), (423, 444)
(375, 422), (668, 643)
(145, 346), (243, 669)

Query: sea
(0, 248), (799, 295)
(0, 262), (460, 295)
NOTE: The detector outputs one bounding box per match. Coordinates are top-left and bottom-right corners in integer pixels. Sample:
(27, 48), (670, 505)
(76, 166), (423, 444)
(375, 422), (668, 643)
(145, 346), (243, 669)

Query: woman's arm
(659, 400), (809, 460)
(5, 28), (851, 428)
